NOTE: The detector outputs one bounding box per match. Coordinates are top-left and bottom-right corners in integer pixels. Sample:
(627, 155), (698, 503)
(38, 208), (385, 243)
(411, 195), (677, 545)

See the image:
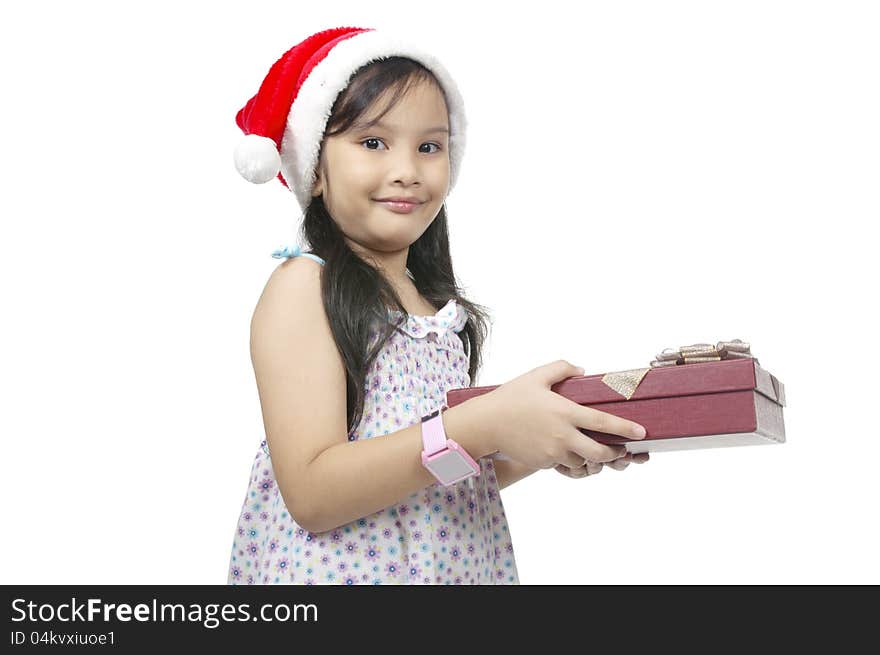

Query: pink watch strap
(421, 407), (448, 455)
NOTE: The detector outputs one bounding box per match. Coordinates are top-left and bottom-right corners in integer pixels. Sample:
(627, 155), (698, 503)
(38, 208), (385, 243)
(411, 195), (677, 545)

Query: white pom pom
(233, 134), (282, 184)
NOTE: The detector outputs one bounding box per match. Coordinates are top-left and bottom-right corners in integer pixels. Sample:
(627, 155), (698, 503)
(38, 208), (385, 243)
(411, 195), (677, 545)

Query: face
(310, 79), (451, 273)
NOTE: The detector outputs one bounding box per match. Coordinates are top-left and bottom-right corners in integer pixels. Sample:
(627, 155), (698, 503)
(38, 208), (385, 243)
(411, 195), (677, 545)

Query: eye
(361, 138), (386, 150)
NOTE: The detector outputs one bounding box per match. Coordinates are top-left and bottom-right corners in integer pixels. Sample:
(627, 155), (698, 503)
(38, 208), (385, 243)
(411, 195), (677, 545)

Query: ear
(311, 170), (323, 198)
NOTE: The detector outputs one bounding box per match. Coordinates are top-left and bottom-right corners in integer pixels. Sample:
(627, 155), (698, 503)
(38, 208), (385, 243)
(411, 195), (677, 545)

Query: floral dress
(227, 251), (519, 585)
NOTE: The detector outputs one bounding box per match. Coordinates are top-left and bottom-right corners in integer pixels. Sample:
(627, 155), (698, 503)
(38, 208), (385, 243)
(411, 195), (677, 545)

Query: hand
(482, 360), (649, 471)
(554, 451), (650, 479)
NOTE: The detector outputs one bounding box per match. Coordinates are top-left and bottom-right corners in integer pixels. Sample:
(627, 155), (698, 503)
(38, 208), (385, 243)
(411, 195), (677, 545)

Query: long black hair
(295, 56), (492, 437)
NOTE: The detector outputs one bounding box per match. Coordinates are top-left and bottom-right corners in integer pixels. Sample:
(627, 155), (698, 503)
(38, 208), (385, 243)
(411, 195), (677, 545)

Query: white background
(2, 1), (877, 584)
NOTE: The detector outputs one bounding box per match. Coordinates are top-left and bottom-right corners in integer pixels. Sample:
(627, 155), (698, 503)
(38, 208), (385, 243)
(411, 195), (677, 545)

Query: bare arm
(250, 258), (499, 535)
(304, 397), (497, 533)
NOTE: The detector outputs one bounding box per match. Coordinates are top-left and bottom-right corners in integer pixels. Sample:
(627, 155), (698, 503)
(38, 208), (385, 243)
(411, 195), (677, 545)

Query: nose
(388, 148), (421, 185)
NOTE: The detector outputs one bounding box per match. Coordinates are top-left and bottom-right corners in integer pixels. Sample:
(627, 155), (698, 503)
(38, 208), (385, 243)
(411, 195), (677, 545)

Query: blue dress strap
(271, 243), (325, 265)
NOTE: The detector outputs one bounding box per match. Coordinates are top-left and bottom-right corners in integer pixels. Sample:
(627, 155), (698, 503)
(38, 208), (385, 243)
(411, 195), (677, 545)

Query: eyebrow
(358, 120), (449, 134)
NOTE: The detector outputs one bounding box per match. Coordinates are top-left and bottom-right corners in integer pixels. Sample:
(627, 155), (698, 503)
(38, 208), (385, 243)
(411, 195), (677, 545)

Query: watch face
(426, 450), (476, 483)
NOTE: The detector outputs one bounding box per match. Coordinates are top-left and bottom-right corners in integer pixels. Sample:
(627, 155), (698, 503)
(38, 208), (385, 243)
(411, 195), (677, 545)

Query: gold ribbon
(600, 339), (757, 400)
(601, 368), (651, 400)
(649, 339), (757, 368)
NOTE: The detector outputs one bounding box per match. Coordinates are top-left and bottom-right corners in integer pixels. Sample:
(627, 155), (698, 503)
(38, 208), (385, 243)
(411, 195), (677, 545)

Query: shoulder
(261, 257), (323, 304)
(251, 256), (329, 337)
(280, 254), (323, 279)
(274, 254), (324, 282)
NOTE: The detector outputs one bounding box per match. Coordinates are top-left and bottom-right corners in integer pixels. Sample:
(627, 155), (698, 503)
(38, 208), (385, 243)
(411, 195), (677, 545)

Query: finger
(555, 464), (588, 479)
(566, 430), (628, 463)
(610, 452), (650, 469)
(556, 461), (602, 478)
(558, 450), (589, 469)
(541, 360), (585, 387)
(573, 405), (647, 442)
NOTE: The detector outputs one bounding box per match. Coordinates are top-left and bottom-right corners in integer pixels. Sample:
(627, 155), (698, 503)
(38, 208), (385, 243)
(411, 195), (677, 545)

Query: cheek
(346, 159), (383, 185)
(437, 161), (451, 191)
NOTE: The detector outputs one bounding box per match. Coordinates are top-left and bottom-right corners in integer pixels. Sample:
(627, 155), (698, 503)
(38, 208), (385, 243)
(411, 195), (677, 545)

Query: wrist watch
(420, 405), (480, 486)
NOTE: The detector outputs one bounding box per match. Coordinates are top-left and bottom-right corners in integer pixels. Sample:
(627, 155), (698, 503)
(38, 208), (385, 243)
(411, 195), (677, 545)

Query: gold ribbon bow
(600, 339), (756, 400)
(649, 339), (756, 368)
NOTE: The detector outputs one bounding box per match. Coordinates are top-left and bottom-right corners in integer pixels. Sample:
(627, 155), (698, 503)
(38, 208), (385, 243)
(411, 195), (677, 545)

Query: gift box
(445, 340), (786, 454)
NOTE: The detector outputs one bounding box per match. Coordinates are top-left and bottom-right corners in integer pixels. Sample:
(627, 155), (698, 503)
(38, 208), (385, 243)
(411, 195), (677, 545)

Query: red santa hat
(233, 26), (468, 212)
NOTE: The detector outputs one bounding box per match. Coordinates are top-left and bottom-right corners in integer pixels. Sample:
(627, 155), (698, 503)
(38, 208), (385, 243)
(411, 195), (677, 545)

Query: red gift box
(445, 357), (786, 454)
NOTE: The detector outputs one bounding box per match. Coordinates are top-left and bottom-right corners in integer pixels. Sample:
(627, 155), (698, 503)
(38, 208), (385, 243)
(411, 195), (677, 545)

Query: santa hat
(233, 26), (467, 213)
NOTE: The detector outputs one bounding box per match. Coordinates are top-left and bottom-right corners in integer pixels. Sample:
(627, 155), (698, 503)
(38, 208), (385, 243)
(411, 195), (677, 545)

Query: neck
(344, 238), (413, 285)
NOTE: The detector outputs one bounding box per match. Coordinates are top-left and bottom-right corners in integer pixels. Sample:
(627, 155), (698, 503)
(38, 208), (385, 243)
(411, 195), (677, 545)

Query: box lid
(450, 358), (785, 407)
(554, 358), (785, 406)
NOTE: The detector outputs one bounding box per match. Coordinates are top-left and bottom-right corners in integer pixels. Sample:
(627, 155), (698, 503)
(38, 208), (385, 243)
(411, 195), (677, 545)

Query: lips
(375, 199), (423, 214)
(374, 197), (424, 204)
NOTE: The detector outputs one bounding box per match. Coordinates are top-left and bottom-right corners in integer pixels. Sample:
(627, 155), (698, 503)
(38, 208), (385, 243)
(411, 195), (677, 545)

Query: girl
(228, 26), (649, 585)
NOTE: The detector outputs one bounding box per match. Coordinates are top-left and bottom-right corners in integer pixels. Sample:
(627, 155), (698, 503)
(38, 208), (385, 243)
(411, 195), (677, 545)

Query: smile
(375, 200), (422, 214)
